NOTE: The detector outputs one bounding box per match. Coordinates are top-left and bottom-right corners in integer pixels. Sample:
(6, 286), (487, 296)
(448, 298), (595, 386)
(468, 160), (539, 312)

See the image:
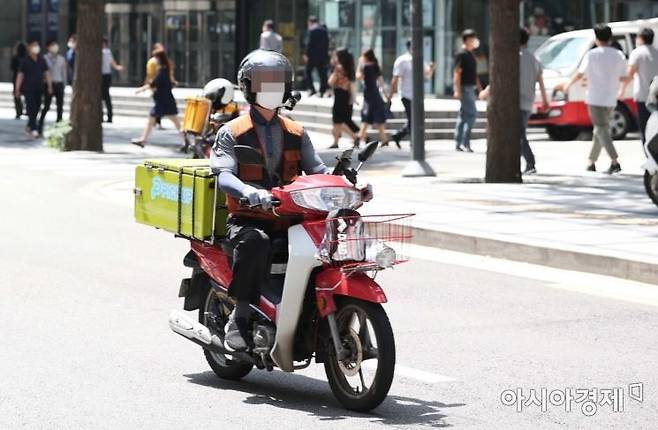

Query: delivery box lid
(143, 159), (214, 177)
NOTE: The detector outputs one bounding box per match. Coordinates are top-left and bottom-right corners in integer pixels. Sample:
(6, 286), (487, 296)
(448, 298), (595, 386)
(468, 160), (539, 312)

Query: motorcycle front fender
(315, 268), (387, 318)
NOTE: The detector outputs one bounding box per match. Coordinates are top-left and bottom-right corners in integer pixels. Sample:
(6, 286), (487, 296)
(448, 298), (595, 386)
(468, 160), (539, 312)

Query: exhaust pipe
(169, 310), (224, 351)
(168, 310), (256, 365)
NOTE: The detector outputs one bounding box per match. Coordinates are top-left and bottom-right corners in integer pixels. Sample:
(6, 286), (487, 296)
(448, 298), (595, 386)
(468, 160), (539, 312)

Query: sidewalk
(313, 129), (658, 284)
(2, 107), (657, 284)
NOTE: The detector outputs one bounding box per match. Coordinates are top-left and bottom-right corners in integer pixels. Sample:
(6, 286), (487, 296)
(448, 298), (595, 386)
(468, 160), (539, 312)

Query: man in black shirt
(453, 29), (481, 152)
(14, 40), (52, 138)
(303, 16), (330, 97)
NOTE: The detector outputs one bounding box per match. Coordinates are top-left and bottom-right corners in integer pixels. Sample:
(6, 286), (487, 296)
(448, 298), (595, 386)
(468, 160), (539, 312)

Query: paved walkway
(2, 106), (656, 283)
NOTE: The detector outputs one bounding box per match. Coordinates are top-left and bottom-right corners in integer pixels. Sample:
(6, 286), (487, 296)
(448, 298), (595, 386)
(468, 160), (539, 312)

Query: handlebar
(238, 196), (281, 208)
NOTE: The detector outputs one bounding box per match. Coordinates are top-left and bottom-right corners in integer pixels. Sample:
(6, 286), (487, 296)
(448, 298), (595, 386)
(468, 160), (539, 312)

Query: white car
(529, 18), (658, 141)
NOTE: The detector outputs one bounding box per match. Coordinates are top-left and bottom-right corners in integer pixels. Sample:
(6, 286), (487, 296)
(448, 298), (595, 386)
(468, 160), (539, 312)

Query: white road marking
(362, 361), (456, 383)
(404, 243), (658, 307)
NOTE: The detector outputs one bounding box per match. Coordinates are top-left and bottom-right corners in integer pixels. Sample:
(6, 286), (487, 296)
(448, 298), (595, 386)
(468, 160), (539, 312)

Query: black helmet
(237, 49), (294, 107)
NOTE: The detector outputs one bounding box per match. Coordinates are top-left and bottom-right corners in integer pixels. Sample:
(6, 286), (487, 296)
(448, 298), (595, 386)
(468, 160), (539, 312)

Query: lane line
(362, 361), (456, 383)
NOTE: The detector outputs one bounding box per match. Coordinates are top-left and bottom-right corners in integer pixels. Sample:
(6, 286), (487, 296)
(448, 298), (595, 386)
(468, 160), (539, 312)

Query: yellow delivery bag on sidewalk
(134, 159), (227, 240)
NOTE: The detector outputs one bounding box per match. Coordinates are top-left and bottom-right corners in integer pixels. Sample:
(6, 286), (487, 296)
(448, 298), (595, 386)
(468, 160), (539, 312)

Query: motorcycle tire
(324, 298), (395, 412)
(200, 284), (253, 381)
(645, 170), (658, 208)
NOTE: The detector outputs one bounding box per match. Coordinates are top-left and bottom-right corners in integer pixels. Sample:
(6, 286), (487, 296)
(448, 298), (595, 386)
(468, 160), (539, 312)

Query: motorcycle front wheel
(324, 298), (395, 412)
(200, 284), (253, 380)
(645, 170), (658, 208)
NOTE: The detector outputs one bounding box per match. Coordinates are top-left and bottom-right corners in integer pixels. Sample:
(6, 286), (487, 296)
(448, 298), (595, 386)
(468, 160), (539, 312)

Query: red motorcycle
(169, 142), (413, 411)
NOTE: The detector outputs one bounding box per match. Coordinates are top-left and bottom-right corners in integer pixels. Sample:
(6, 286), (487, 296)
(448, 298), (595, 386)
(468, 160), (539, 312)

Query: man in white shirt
(101, 37), (123, 123)
(620, 28), (658, 144)
(388, 40), (436, 148)
(560, 25), (627, 174)
(39, 39), (68, 133)
(259, 20), (283, 53)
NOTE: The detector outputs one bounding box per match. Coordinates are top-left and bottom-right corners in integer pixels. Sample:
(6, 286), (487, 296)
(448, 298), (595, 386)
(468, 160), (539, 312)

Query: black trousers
(393, 97), (412, 141)
(102, 74), (113, 121)
(24, 89), (43, 132)
(39, 82), (65, 132)
(305, 62), (328, 95)
(12, 81), (23, 118)
(226, 217), (277, 304)
(638, 101), (651, 144)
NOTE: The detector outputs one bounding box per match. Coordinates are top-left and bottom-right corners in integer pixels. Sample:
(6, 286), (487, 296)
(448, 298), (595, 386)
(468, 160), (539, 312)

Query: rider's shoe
(224, 310), (249, 351)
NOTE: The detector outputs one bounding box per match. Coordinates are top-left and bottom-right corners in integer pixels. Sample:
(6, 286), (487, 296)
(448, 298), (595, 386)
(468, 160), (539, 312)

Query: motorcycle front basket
(313, 213), (414, 271)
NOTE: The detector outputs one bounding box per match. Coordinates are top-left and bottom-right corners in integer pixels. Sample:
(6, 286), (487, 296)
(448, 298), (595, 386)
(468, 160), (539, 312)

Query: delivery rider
(210, 50), (329, 350)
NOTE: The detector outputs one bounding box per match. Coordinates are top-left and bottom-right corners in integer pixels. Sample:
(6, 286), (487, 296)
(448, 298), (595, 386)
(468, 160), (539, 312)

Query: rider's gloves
(356, 182), (373, 202)
(243, 186), (273, 210)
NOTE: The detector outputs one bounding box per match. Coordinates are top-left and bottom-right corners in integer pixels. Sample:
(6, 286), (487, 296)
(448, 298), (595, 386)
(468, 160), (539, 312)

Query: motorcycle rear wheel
(324, 298), (395, 412)
(200, 284), (253, 380)
(645, 170), (658, 208)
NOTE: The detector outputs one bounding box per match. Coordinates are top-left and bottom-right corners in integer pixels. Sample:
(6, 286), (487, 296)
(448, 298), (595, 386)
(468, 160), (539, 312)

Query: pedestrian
(13, 40), (52, 138)
(453, 29), (482, 152)
(10, 41), (26, 119)
(259, 20), (283, 53)
(619, 28), (658, 144)
(357, 49), (389, 147)
(38, 39), (67, 133)
(131, 51), (186, 149)
(146, 42), (166, 129)
(559, 24), (627, 173)
(66, 34), (76, 84)
(480, 28), (550, 175)
(327, 48), (360, 149)
(303, 16), (329, 97)
(101, 37), (123, 123)
(388, 39), (436, 149)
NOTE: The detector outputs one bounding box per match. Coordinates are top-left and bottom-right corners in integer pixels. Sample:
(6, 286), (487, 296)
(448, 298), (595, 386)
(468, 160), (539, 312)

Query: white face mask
(67, 41), (76, 49)
(31, 45), (41, 55)
(256, 92), (286, 110)
(254, 82), (286, 110)
(472, 38), (481, 50)
(49, 44), (59, 54)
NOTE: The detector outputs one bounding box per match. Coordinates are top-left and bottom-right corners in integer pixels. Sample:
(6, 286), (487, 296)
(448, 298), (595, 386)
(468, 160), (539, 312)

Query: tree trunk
(485, 0), (521, 183)
(65, 0), (104, 152)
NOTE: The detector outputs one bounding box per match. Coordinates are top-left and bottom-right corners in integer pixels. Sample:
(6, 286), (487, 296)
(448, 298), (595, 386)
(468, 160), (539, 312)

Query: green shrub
(43, 120), (72, 150)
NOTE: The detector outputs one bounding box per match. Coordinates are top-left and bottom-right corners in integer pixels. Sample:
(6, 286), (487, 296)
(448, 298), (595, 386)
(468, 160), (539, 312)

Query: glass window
(535, 36), (591, 72)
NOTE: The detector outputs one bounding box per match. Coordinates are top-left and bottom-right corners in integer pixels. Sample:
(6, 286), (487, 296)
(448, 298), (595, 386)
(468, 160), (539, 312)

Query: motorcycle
(643, 83), (658, 208)
(168, 141), (413, 411)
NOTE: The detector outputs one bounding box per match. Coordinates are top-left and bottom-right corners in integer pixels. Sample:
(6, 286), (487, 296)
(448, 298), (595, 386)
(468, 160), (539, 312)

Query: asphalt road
(1, 115), (657, 429)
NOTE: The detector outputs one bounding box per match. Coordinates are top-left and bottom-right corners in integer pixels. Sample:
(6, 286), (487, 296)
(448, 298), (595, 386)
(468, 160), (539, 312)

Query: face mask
(472, 38), (481, 50)
(49, 44), (59, 54)
(67, 41), (76, 49)
(31, 46), (41, 55)
(256, 92), (286, 110)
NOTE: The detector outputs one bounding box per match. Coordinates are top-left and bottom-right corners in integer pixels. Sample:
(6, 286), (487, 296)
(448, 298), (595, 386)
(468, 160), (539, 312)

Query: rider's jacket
(225, 113), (303, 220)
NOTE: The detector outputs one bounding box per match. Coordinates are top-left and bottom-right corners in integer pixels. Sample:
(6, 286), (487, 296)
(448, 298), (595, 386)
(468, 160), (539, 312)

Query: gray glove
(242, 185), (273, 210)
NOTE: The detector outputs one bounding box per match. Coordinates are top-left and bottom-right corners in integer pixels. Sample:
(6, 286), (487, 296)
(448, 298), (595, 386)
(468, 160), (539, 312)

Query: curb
(410, 226), (658, 285)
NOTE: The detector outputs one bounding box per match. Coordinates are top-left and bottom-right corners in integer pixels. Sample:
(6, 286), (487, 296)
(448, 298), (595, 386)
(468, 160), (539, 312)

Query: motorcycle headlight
(291, 187), (362, 211)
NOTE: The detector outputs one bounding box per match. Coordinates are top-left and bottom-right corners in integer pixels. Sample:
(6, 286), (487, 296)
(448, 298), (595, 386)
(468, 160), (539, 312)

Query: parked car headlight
(291, 187), (362, 211)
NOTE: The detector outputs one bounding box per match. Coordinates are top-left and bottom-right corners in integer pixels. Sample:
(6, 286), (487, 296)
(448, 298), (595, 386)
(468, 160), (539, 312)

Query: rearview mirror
(358, 141), (379, 163)
(234, 145), (265, 166)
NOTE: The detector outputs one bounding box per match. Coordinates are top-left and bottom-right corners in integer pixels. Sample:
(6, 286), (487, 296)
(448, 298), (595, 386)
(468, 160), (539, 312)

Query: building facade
(2, 0), (658, 93)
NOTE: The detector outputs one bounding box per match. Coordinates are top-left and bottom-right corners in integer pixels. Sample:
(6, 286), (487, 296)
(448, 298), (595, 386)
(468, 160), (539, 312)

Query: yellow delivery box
(134, 159), (227, 239)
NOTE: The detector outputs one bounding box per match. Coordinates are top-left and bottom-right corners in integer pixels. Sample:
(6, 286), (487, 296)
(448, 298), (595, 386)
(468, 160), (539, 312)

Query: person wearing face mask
(38, 40), (67, 133)
(453, 29), (482, 152)
(14, 40), (52, 138)
(210, 50), (331, 350)
(66, 34), (76, 84)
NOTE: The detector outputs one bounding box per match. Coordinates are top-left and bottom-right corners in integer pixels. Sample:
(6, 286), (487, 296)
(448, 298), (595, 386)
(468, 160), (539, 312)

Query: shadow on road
(185, 370), (464, 428)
